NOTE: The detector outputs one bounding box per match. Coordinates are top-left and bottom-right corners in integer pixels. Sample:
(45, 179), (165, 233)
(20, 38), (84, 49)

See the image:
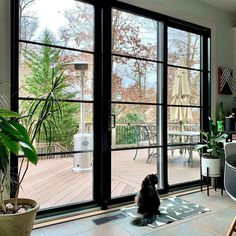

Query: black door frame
(10, 0), (210, 218)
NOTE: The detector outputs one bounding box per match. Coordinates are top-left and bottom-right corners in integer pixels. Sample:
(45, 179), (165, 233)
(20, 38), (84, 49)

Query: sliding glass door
(167, 27), (202, 186)
(110, 9), (165, 198)
(13, 0), (210, 214)
(18, 0), (95, 209)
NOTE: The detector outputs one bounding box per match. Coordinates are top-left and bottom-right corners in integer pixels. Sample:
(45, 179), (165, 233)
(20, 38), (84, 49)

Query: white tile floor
(32, 189), (236, 236)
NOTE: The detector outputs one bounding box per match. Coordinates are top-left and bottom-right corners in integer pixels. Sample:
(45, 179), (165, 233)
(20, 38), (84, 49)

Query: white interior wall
(0, 0), (10, 108)
(120, 0), (236, 119)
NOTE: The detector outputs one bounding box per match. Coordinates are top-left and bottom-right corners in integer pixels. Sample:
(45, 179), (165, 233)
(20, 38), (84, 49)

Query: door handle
(111, 114), (116, 128)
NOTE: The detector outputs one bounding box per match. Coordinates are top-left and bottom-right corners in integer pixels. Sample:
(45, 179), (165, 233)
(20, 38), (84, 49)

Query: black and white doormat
(121, 196), (210, 228)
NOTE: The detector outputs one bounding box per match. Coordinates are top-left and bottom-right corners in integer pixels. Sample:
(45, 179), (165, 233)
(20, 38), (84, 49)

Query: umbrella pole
(179, 121), (184, 154)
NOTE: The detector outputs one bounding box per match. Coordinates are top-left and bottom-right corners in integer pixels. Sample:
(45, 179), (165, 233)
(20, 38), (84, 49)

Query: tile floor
(32, 189), (236, 236)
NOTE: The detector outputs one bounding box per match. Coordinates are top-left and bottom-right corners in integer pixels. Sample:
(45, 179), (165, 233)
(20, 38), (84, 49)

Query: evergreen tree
(21, 30), (79, 150)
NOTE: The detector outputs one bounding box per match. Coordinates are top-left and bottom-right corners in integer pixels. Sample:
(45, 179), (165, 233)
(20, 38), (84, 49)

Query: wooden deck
(20, 149), (200, 209)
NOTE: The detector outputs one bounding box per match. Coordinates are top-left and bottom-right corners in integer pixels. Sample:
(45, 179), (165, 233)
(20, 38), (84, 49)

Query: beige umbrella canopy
(170, 56), (193, 123)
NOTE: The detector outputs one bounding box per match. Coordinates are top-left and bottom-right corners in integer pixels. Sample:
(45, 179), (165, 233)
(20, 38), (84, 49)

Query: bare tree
(19, 0), (39, 51)
(61, 3), (94, 51)
(112, 10), (157, 121)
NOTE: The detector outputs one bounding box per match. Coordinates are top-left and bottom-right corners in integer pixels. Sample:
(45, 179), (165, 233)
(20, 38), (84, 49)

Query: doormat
(121, 196), (210, 228)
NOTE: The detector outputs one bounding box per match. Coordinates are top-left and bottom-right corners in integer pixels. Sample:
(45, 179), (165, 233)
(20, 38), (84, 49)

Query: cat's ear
(142, 175), (151, 187)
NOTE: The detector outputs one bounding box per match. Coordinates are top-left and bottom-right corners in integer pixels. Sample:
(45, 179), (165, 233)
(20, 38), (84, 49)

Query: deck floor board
(20, 149), (200, 209)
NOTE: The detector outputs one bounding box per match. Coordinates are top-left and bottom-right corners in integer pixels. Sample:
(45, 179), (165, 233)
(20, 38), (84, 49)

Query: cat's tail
(132, 214), (157, 226)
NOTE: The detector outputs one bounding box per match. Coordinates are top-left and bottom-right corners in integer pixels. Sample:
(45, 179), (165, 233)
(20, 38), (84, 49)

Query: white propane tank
(73, 133), (93, 172)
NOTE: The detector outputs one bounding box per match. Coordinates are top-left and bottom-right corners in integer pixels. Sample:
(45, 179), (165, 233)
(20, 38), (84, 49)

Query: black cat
(132, 174), (161, 226)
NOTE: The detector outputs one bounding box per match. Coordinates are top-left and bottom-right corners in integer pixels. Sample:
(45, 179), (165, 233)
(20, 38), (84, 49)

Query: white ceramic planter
(201, 157), (221, 177)
(0, 198), (39, 236)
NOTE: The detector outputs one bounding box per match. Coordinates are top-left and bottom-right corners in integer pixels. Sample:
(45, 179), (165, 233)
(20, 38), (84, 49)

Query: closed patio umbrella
(169, 56), (193, 161)
(170, 56), (193, 125)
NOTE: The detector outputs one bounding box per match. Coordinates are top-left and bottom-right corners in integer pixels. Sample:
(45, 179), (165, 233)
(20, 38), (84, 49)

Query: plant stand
(227, 216), (236, 236)
(200, 166), (224, 196)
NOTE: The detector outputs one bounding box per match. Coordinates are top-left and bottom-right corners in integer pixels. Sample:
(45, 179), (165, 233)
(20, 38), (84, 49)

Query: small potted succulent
(195, 118), (228, 177)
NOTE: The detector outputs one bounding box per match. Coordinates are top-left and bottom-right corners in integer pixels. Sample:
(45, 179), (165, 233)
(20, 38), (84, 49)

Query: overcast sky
(33, 0), (75, 34)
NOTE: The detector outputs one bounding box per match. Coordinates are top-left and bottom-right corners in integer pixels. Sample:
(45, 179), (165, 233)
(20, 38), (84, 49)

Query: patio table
(168, 131), (200, 167)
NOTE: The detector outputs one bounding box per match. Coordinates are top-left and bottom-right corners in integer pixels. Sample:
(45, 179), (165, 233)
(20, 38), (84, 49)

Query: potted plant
(0, 73), (65, 236)
(195, 118), (228, 177)
(0, 108), (39, 236)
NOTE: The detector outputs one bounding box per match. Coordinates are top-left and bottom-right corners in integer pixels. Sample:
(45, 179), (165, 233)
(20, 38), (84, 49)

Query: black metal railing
(114, 122), (200, 145)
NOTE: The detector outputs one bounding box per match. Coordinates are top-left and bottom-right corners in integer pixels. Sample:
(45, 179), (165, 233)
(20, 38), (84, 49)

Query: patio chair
(224, 142), (236, 236)
(128, 123), (156, 163)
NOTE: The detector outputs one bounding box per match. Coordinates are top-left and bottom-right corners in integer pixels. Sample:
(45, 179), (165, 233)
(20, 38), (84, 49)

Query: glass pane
(112, 104), (162, 150)
(168, 27), (200, 69)
(111, 147), (163, 198)
(168, 107), (200, 134)
(19, 101), (93, 209)
(112, 9), (158, 60)
(20, 0), (94, 51)
(20, 153), (93, 209)
(168, 148), (200, 185)
(19, 43), (93, 101)
(19, 101), (93, 152)
(208, 72), (211, 107)
(112, 56), (158, 103)
(208, 37), (211, 72)
(167, 66), (200, 106)
(167, 106), (200, 185)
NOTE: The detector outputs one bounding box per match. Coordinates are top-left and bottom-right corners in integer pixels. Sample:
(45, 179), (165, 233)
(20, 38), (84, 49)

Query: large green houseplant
(195, 118), (228, 177)
(0, 108), (37, 212)
(0, 72), (65, 235)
